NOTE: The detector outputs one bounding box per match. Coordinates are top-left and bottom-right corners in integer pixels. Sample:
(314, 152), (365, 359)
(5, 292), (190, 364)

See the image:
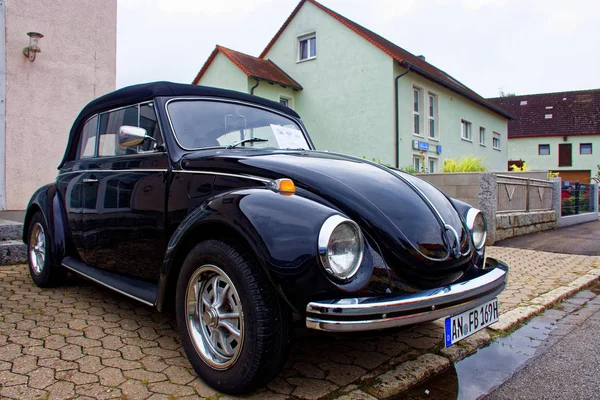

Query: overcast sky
(117, 0), (600, 98)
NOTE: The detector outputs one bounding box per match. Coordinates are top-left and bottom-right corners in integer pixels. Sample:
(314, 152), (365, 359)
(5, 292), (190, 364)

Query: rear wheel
(27, 212), (64, 287)
(176, 240), (290, 394)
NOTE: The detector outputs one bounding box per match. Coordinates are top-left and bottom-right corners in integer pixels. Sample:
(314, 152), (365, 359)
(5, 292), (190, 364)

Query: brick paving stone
(28, 366), (56, 389)
(97, 366), (126, 387)
(0, 384), (47, 399)
(123, 368), (168, 383)
(119, 378), (153, 400)
(288, 377), (339, 400)
(76, 355), (104, 374)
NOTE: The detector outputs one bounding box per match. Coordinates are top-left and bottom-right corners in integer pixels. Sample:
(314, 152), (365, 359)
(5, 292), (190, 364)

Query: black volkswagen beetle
(25, 82), (508, 394)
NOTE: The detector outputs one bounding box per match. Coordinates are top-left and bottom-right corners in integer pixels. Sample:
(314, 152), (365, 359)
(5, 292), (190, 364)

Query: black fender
(23, 184), (71, 270)
(156, 188), (373, 313)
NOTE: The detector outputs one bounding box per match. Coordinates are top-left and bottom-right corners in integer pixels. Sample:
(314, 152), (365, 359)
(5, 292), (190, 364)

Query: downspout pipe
(394, 64), (411, 168)
(250, 78), (260, 94)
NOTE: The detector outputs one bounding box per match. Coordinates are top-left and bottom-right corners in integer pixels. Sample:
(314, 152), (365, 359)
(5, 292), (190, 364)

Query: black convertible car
(25, 82), (508, 394)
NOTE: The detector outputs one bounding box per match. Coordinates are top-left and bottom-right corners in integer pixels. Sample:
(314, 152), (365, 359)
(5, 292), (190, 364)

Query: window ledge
(413, 134), (424, 138)
(493, 147), (501, 151)
(461, 137), (473, 143)
(479, 143), (486, 147)
(297, 57), (316, 63)
(428, 137), (439, 142)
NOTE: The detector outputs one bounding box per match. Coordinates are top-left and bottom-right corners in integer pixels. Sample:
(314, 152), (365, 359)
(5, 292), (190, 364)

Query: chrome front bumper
(306, 258), (508, 332)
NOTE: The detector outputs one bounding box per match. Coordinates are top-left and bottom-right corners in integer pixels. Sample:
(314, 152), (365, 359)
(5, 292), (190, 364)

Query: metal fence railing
(561, 182), (594, 216)
(497, 175), (554, 213)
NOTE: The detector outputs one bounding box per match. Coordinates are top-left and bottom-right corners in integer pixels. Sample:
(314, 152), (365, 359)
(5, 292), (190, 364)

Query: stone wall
(495, 210), (557, 241)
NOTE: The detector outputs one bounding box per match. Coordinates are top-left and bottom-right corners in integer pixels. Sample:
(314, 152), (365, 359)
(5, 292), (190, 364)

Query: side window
(98, 106), (138, 157)
(139, 103), (162, 151)
(78, 116), (98, 159)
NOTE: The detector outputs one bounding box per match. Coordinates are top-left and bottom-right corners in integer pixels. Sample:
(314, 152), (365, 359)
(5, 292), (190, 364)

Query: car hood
(182, 150), (472, 288)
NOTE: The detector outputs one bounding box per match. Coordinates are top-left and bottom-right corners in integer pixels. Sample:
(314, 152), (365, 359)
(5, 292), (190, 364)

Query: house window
(298, 34), (316, 61)
(413, 155), (421, 172)
(493, 132), (501, 150)
(428, 94), (437, 139)
(461, 119), (472, 141)
(429, 157), (437, 173)
(539, 144), (550, 155)
(279, 96), (292, 108)
(479, 127), (485, 146)
(580, 143), (592, 154)
(413, 88), (421, 136)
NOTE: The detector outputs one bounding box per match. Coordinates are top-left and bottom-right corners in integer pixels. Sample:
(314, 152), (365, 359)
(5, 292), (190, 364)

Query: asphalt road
(495, 219), (600, 256)
(485, 294), (600, 400)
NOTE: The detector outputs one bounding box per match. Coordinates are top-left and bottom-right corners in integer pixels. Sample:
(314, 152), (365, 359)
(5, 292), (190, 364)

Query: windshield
(167, 100), (311, 150)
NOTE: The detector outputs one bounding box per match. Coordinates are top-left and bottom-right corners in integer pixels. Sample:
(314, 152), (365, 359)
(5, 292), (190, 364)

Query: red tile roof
(487, 89), (600, 138)
(259, 0), (511, 119)
(192, 45), (302, 90)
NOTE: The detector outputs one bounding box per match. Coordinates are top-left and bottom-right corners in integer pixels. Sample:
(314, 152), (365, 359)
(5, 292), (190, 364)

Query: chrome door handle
(83, 177), (98, 184)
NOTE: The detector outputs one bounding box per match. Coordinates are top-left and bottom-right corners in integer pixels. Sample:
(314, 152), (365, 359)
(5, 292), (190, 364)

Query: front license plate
(444, 298), (499, 347)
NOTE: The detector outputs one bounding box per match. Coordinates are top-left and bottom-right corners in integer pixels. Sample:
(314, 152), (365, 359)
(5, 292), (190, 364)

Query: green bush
(442, 156), (487, 172)
(398, 165), (416, 173)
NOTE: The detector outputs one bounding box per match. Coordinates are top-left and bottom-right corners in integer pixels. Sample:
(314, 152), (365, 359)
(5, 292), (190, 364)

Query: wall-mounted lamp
(23, 32), (44, 62)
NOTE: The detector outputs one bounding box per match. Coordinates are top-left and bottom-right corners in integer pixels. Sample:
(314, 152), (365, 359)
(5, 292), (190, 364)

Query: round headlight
(318, 215), (364, 280)
(466, 209), (487, 250)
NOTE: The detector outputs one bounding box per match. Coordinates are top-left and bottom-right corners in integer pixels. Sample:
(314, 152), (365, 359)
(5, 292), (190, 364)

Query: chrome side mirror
(118, 125), (150, 147)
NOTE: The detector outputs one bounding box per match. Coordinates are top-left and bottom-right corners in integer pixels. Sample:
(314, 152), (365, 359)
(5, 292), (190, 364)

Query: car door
(82, 103), (168, 282)
(56, 115), (99, 267)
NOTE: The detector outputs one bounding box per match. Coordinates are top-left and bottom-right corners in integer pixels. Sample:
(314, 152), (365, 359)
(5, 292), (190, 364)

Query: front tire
(27, 212), (64, 287)
(176, 240), (290, 394)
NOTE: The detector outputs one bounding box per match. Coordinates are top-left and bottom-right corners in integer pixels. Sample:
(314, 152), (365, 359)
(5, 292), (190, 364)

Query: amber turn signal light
(273, 178), (296, 195)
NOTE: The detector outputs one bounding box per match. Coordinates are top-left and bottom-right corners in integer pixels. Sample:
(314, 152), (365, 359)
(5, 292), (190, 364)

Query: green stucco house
(488, 89), (600, 183)
(193, 0), (511, 172)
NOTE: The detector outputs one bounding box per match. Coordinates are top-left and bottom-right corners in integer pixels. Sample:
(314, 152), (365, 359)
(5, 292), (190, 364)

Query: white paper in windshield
(270, 124), (308, 149)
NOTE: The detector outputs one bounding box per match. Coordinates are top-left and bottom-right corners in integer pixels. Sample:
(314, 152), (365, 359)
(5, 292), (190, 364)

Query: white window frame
(297, 33), (316, 62)
(428, 157), (437, 173)
(493, 132), (501, 150)
(413, 155), (421, 172)
(461, 119), (472, 141)
(279, 95), (293, 109)
(428, 93), (438, 140)
(539, 144), (550, 155)
(580, 143), (592, 155)
(479, 126), (486, 146)
(413, 87), (422, 136)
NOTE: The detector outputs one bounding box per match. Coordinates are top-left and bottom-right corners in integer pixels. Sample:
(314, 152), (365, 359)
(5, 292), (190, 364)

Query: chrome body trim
(61, 262), (155, 307)
(174, 170), (272, 183)
(305, 258), (507, 332)
(317, 215), (364, 281)
(58, 169), (169, 177)
(163, 97), (314, 152)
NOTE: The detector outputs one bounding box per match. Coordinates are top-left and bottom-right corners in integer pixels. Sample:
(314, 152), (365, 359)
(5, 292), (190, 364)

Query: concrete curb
(345, 267), (600, 400)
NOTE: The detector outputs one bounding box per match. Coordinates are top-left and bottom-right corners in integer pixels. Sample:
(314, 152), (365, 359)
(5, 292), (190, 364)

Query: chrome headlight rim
(466, 208), (487, 250)
(318, 215), (364, 281)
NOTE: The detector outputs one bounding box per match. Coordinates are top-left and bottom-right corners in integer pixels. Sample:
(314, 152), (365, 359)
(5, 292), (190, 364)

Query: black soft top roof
(59, 81), (300, 168)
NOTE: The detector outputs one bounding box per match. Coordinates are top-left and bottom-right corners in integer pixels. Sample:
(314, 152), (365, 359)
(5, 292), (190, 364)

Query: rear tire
(27, 212), (65, 287)
(176, 240), (291, 394)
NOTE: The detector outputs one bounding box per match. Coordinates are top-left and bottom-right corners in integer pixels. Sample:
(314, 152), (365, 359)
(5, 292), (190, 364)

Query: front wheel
(176, 240), (290, 394)
(26, 211), (65, 287)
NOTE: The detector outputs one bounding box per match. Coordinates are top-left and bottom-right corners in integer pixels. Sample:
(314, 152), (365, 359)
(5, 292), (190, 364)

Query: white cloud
(462, 0), (508, 10)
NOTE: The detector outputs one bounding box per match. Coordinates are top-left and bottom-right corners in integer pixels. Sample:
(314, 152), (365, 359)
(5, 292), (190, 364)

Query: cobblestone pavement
(0, 247), (598, 400)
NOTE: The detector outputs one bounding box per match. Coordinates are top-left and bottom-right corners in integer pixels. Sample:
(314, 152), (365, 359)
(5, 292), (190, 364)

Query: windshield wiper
(226, 137), (268, 149)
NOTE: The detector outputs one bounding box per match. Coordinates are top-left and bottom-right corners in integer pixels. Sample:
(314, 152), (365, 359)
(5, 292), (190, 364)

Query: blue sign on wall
(437, 145), (443, 154)
(418, 141), (429, 151)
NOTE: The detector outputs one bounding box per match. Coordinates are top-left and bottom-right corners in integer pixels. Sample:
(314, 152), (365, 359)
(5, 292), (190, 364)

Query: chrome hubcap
(29, 222), (46, 275)
(185, 265), (244, 370)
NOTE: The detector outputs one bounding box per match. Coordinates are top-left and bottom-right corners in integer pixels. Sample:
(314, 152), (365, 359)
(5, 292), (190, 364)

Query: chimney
(417, 55), (426, 61)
